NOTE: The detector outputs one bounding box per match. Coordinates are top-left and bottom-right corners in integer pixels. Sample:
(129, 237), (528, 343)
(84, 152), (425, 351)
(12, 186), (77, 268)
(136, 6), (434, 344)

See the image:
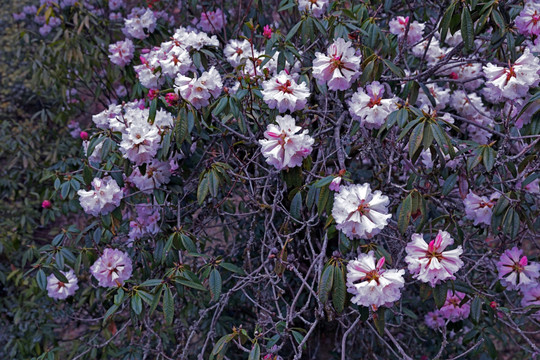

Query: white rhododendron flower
(46, 269), (79, 300)
(312, 38), (361, 91)
(90, 248), (133, 287)
(463, 191), (499, 226)
(108, 39), (135, 67)
(389, 16), (425, 44)
(346, 251), (405, 308)
(417, 83), (450, 110)
(119, 120), (161, 165)
(261, 71), (310, 113)
(348, 81), (398, 129)
(123, 8), (157, 40)
(77, 176), (123, 217)
(496, 247), (540, 290)
(405, 231), (464, 287)
(127, 159), (172, 194)
(224, 39), (252, 67)
(483, 49), (540, 101)
(174, 66), (223, 109)
(332, 184), (391, 239)
(259, 115), (314, 170)
(298, 0), (328, 18)
(128, 204), (161, 243)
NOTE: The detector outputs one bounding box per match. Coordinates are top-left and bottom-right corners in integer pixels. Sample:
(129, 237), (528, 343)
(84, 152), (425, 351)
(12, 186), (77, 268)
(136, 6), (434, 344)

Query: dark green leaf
(319, 265), (334, 304)
(433, 282), (448, 309)
(209, 268), (222, 301)
(163, 286), (174, 325)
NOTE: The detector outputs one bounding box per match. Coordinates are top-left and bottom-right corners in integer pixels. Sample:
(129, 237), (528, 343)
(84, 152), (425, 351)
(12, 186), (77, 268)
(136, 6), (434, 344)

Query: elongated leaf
(482, 146), (496, 171)
(37, 269), (47, 290)
(442, 173), (458, 195)
(439, 1), (456, 43)
(332, 265), (346, 313)
(248, 343), (260, 360)
(219, 262), (246, 275)
(470, 297), (482, 323)
(398, 194), (412, 234)
(433, 282), (448, 309)
(131, 293), (143, 315)
(318, 265), (334, 304)
(409, 122), (425, 159)
(461, 7), (474, 51)
(163, 286), (174, 325)
(373, 307), (386, 335)
(209, 268), (222, 301)
(290, 191), (303, 220)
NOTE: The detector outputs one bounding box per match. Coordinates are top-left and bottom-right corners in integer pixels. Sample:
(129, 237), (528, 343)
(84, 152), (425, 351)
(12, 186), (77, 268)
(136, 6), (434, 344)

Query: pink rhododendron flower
(298, 0), (328, 18)
(463, 191), (499, 226)
(108, 39), (135, 67)
(346, 251), (405, 308)
(127, 159), (172, 194)
(90, 248), (133, 287)
(515, 3), (540, 36)
(261, 71), (310, 113)
(389, 16), (425, 44)
(521, 285), (540, 320)
(312, 38), (361, 91)
(258, 115), (314, 170)
(197, 9), (226, 33)
(128, 204), (161, 243)
(496, 247), (540, 290)
(425, 310), (445, 329)
(42, 200), (52, 209)
(348, 81), (398, 129)
(483, 49), (540, 101)
(332, 184), (391, 239)
(119, 120), (161, 165)
(77, 176), (123, 217)
(440, 291), (470, 322)
(405, 231), (464, 287)
(174, 66), (223, 109)
(263, 25), (272, 39)
(329, 176), (342, 192)
(46, 269), (78, 300)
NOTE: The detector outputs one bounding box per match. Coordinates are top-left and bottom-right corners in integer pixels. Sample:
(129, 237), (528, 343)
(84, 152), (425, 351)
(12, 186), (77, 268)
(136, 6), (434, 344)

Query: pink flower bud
(519, 256), (528, 267)
(450, 72), (459, 79)
(490, 301), (497, 309)
(79, 131), (89, 140)
(42, 200), (52, 209)
(148, 89), (159, 100)
(165, 93), (179, 107)
(263, 25), (272, 39)
(376, 256), (385, 270)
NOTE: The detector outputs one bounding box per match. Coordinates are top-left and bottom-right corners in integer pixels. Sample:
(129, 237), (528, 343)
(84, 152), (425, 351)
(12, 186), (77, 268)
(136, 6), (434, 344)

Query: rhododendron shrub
(2, 0), (540, 359)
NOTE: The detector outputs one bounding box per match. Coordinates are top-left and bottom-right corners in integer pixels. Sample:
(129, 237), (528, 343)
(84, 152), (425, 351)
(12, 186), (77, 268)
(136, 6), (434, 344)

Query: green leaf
(209, 268), (222, 302)
(163, 286), (174, 325)
(332, 265), (346, 314)
(248, 343), (260, 360)
(492, 195), (510, 216)
(433, 282), (448, 309)
(148, 98), (157, 124)
(439, 1), (456, 43)
(373, 307), (386, 335)
(408, 122), (425, 159)
(482, 146), (496, 171)
(197, 173), (210, 205)
(174, 279), (207, 291)
(103, 303), (119, 325)
(131, 293), (143, 315)
(139, 279), (163, 287)
(318, 265), (334, 304)
(180, 234), (198, 253)
(503, 208), (520, 239)
(317, 185), (330, 216)
(211, 334), (234, 356)
(382, 59), (405, 78)
(37, 269), (47, 290)
(290, 191), (303, 220)
(461, 6), (474, 51)
(467, 148), (483, 172)
(313, 176), (335, 188)
(470, 297), (482, 323)
(219, 262), (246, 275)
(51, 268), (68, 283)
(398, 194), (412, 234)
(442, 173), (458, 196)
(285, 21), (303, 42)
(291, 330), (304, 347)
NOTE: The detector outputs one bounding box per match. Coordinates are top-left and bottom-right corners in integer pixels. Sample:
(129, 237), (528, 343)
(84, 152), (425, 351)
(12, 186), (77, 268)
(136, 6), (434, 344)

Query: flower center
(505, 66), (516, 82)
(356, 200), (370, 215)
(276, 80), (294, 94)
(367, 96), (382, 108)
(478, 201), (494, 209)
(363, 269), (380, 283)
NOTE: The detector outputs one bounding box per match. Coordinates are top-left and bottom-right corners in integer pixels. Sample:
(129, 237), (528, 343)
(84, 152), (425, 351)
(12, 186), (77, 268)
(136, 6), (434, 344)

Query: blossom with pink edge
(521, 285), (540, 320)
(196, 9), (226, 33)
(174, 66), (223, 109)
(123, 8), (157, 40)
(332, 184), (392, 239)
(346, 251), (405, 308)
(261, 71), (310, 113)
(298, 0), (328, 18)
(127, 159), (172, 194)
(128, 204), (161, 243)
(312, 38), (361, 91)
(463, 191), (499, 226)
(329, 176), (342, 192)
(405, 231), (464, 287)
(108, 39), (135, 67)
(515, 3), (540, 36)
(496, 247), (540, 290)
(223, 39), (252, 67)
(425, 310), (446, 329)
(389, 16), (425, 44)
(483, 49), (540, 101)
(119, 120), (161, 165)
(46, 269), (78, 300)
(348, 81), (398, 129)
(258, 115), (314, 170)
(90, 248), (133, 287)
(440, 291), (470, 322)
(77, 176), (123, 217)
